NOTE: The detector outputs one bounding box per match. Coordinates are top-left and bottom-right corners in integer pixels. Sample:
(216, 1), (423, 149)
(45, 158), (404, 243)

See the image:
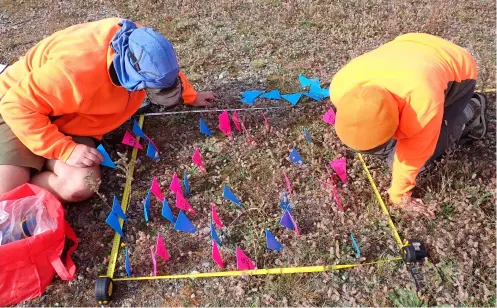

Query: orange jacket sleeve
(0, 60), (81, 162)
(178, 71), (197, 104)
(388, 110), (443, 204)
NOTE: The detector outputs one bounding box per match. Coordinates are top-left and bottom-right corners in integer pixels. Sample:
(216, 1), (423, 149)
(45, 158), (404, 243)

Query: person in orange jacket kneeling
(0, 18), (216, 202)
(330, 33), (486, 218)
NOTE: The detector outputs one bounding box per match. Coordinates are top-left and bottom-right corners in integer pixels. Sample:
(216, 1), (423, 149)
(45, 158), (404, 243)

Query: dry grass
(1, 0), (495, 306)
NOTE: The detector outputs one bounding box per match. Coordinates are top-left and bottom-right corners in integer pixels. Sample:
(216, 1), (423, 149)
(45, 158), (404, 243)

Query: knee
(61, 166), (101, 202)
(0, 166), (30, 194)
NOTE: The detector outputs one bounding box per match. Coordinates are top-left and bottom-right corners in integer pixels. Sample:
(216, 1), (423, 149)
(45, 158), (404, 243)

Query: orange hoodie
(330, 33), (477, 204)
(0, 18), (197, 162)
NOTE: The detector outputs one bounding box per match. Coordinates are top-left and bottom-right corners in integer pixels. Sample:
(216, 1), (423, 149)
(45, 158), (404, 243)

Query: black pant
(369, 80), (476, 171)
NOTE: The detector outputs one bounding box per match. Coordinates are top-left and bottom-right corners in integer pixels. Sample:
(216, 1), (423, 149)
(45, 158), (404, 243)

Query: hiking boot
(464, 92), (487, 140)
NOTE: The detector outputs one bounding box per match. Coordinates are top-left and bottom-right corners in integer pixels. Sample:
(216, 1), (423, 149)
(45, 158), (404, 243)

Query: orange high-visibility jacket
(330, 33), (477, 203)
(0, 18), (197, 162)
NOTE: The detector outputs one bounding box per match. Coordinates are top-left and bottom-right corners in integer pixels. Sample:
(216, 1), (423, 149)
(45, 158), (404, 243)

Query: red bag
(0, 184), (78, 306)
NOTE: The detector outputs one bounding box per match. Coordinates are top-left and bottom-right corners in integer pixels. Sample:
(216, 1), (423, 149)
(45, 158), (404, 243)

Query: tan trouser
(0, 115), (96, 171)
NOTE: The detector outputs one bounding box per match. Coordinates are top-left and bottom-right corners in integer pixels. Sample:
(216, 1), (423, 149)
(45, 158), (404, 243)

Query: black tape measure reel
(401, 239), (428, 263)
(401, 239), (445, 292)
(401, 239), (428, 291)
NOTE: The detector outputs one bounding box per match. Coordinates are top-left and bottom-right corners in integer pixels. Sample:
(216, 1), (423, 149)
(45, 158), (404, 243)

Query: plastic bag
(0, 183), (78, 306)
(0, 190), (57, 246)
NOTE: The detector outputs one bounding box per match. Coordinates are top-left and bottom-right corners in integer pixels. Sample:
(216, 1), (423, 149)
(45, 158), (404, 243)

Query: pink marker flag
(218, 110), (232, 138)
(322, 107), (336, 125)
(211, 203), (223, 228)
(192, 148), (206, 173)
(150, 177), (165, 202)
(175, 191), (196, 214)
(155, 233), (169, 261)
(330, 157), (347, 183)
(331, 184), (345, 211)
(122, 131), (143, 149)
(232, 111), (241, 133)
(282, 169), (293, 194)
(236, 247), (256, 270)
(212, 240), (225, 268)
(169, 172), (181, 194)
(150, 247), (157, 276)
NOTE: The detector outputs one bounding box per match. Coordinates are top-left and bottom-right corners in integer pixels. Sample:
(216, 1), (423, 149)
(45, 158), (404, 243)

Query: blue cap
(127, 28), (180, 89)
(111, 20), (180, 91)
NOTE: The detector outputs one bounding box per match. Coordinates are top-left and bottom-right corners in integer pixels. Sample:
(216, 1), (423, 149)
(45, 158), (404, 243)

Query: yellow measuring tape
(357, 153), (404, 249)
(106, 114), (144, 278)
(103, 116), (405, 280)
(113, 257), (403, 281)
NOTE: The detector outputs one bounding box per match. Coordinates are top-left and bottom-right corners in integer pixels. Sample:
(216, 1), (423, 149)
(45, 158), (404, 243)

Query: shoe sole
(468, 92), (487, 140)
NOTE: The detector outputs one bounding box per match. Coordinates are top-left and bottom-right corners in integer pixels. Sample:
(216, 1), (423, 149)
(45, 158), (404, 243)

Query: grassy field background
(1, 0), (495, 306)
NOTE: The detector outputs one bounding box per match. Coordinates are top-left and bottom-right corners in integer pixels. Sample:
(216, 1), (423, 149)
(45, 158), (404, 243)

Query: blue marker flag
(309, 84), (323, 96)
(260, 89), (281, 100)
(298, 74), (320, 88)
(265, 229), (282, 252)
(241, 97), (255, 105)
(200, 119), (213, 136)
(125, 246), (132, 276)
(132, 119), (147, 139)
(210, 220), (221, 246)
(112, 195), (128, 222)
(106, 212), (124, 237)
(174, 211), (197, 233)
(289, 147), (304, 166)
(279, 210), (295, 231)
(303, 91), (323, 102)
(281, 93), (303, 106)
(146, 141), (159, 160)
(222, 184), (243, 207)
(241, 90), (264, 105)
(242, 90), (264, 100)
(143, 191), (151, 222)
(321, 87), (330, 98)
(97, 144), (117, 169)
(161, 198), (176, 223)
(183, 169), (191, 197)
(279, 192), (290, 211)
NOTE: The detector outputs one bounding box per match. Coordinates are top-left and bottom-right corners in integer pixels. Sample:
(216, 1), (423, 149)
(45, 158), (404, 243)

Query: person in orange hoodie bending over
(0, 18), (216, 202)
(330, 33), (486, 218)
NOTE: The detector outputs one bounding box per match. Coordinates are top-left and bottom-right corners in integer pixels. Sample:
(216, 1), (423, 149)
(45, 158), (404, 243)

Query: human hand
(192, 91), (217, 107)
(395, 197), (436, 220)
(66, 144), (104, 168)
